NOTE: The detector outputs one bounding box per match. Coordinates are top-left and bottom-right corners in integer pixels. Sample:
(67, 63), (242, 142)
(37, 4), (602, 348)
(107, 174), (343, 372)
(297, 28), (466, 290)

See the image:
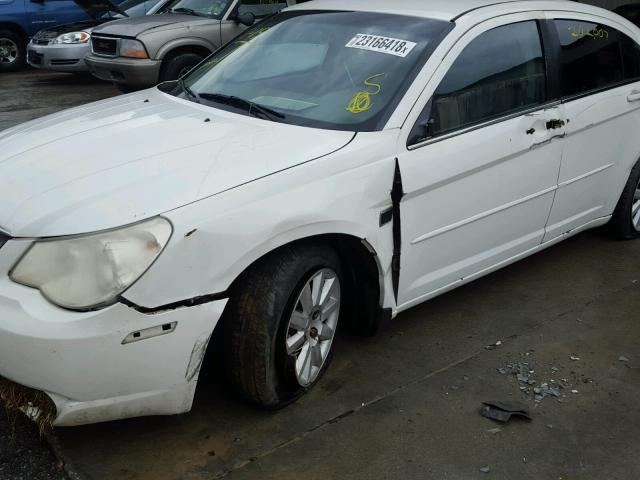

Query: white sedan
(1, 0), (639, 426)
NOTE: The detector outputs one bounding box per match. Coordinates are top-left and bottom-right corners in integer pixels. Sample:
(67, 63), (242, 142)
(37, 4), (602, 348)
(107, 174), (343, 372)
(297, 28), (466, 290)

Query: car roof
(286, 0), (600, 22)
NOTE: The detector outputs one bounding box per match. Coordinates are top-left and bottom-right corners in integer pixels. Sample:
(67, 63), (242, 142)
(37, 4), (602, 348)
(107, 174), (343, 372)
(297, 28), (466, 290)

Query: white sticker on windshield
(346, 34), (417, 57)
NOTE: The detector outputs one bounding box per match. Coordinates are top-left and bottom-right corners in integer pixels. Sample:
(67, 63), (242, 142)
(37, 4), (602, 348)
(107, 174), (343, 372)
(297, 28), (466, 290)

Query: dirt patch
(0, 376), (57, 436)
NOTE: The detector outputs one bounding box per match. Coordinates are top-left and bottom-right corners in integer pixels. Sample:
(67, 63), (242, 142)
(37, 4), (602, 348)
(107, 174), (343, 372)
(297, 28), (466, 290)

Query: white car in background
(1, 0), (640, 426)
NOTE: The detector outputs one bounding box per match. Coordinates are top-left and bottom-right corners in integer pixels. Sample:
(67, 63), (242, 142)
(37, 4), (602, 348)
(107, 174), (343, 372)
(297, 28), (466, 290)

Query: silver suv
(85, 0), (298, 92)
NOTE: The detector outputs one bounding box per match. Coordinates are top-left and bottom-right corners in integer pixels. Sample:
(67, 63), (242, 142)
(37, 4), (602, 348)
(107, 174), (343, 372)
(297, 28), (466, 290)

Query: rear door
(542, 15), (640, 240)
(396, 15), (566, 308)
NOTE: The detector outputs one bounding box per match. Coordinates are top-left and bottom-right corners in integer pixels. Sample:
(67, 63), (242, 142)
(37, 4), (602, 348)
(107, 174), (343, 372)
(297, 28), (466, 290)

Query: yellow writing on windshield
(346, 73), (386, 114)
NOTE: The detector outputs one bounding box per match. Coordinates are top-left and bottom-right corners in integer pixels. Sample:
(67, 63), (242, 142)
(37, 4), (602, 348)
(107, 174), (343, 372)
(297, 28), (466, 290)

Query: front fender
(122, 130), (401, 310)
(153, 37), (217, 60)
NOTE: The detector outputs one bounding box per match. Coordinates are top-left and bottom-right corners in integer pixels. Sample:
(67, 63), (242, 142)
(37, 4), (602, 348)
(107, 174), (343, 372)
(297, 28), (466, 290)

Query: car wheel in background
(224, 244), (343, 407)
(610, 158), (640, 239)
(160, 52), (204, 82)
(0, 30), (26, 72)
(115, 83), (142, 94)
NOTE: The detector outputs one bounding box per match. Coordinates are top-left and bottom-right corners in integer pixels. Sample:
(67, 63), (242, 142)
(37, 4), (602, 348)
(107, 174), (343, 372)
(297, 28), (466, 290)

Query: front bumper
(27, 42), (90, 73)
(0, 239), (227, 426)
(85, 54), (161, 87)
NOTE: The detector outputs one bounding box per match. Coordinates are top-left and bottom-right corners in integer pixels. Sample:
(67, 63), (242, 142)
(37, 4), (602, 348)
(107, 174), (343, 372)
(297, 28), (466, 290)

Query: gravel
(0, 411), (65, 480)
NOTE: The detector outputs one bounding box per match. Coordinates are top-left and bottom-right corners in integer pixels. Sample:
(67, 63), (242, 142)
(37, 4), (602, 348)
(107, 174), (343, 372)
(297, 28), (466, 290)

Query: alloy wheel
(0, 38), (18, 65)
(285, 268), (340, 387)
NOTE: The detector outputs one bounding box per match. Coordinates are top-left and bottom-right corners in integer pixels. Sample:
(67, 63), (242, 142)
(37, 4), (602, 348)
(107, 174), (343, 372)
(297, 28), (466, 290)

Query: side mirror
(407, 100), (436, 147)
(408, 117), (435, 146)
(235, 11), (255, 27)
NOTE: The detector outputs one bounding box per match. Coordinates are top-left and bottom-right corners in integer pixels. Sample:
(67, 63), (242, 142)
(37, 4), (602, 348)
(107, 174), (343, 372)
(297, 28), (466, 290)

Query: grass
(0, 376), (56, 436)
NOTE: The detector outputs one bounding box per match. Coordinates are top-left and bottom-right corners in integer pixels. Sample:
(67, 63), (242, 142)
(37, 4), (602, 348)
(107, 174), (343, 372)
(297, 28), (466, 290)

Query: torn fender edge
(390, 158), (405, 303)
(119, 291), (228, 314)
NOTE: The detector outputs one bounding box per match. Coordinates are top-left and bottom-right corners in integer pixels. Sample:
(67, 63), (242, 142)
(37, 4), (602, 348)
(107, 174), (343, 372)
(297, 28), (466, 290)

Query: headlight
(10, 217), (172, 311)
(53, 31), (90, 44)
(120, 39), (149, 59)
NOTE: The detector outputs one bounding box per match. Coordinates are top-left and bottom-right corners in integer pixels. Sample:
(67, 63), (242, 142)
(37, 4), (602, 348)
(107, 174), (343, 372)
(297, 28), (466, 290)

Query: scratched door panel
(396, 18), (564, 308)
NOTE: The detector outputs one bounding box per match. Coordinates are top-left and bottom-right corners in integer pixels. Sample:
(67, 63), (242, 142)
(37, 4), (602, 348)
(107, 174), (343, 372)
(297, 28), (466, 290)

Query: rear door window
(553, 19), (640, 98)
(427, 21), (546, 137)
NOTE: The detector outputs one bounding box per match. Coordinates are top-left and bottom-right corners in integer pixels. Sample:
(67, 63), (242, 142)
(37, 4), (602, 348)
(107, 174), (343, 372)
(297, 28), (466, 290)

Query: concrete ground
(0, 413), (64, 480)
(0, 69), (117, 131)
(1, 69), (640, 480)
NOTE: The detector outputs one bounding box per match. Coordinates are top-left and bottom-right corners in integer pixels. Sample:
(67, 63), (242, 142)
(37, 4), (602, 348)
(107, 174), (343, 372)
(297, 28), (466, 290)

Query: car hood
(34, 20), (102, 37)
(91, 13), (211, 37)
(0, 89), (355, 237)
(73, 0), (127, 19)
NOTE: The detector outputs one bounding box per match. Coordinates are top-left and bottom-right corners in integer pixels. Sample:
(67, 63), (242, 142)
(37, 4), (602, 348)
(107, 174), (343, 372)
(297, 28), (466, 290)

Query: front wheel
(610, 159), (640, 239)
(225, 244), (342, 407)
(0, 30), (26, 72)
(160, 52), (203, 83)
(116, 83), (141, 94)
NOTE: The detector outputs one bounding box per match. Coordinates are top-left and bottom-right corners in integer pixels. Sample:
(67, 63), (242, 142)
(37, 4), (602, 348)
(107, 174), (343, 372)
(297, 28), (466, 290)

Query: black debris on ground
(0, 411), (65, 480)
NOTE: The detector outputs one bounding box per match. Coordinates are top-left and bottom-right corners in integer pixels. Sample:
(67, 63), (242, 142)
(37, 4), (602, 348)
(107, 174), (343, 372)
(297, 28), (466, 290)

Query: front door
(396, 16), (566, 308)
(543, 16), (640, 240)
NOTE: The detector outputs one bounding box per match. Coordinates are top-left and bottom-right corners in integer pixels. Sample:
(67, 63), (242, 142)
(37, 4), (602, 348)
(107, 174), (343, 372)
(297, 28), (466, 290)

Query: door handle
(546, 119), (565, 130)
(627, 90), (640, 102)
(526, 127), (535, 135)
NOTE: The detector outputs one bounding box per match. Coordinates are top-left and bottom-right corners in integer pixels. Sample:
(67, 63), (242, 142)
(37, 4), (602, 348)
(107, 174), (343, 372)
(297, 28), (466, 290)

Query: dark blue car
(0, 0), (124, 72)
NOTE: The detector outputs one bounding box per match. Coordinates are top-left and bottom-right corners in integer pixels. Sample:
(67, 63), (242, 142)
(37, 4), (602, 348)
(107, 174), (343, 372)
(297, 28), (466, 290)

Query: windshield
(120, 0), (162, 15)
(158, 0), (231, 18)
(169, 11), (452, 131)
(94, 0), (161, 18)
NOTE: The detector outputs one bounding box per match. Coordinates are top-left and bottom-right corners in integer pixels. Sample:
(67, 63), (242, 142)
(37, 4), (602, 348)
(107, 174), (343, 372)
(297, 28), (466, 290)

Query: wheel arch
(0, 22), (27, 39)
(226, 233), (388, 337)
(156, 40), (214, 62)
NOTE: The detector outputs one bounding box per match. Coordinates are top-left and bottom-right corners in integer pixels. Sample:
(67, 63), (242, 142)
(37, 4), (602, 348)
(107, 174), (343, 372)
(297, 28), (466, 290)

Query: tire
(225, 244), (343, 407)
(160, 52), (204, 82)
(610, 159), (640, 240)
(0, 29), (26, 73)
(116, 83), (140, 94)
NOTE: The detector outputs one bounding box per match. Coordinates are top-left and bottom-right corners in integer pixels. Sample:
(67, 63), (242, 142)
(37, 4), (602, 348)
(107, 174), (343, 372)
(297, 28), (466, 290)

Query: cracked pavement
(2, 69), (640, 480)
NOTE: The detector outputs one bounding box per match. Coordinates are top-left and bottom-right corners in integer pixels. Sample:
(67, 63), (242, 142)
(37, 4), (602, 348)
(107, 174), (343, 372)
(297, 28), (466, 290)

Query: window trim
(407, 19), (549, 149)
(407, 99), (561, 151)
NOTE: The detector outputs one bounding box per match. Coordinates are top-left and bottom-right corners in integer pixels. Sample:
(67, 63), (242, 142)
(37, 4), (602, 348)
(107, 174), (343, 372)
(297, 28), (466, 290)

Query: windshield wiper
(177, 78), (200, 104)
(198, 93), (286, 121)
(170, 7), (205, 16)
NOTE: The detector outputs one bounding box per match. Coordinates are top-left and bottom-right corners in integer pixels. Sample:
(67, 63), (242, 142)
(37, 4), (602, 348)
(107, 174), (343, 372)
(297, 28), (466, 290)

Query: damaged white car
(2, 0), (640, 426)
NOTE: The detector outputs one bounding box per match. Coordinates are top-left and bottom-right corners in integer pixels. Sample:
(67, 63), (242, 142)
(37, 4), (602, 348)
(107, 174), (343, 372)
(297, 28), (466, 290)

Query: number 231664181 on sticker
(346, 34), (417, 58)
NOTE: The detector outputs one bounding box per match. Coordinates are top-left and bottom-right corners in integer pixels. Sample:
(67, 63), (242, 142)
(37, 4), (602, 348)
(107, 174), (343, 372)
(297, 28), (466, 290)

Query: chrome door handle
(627, 90), (640, 102)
